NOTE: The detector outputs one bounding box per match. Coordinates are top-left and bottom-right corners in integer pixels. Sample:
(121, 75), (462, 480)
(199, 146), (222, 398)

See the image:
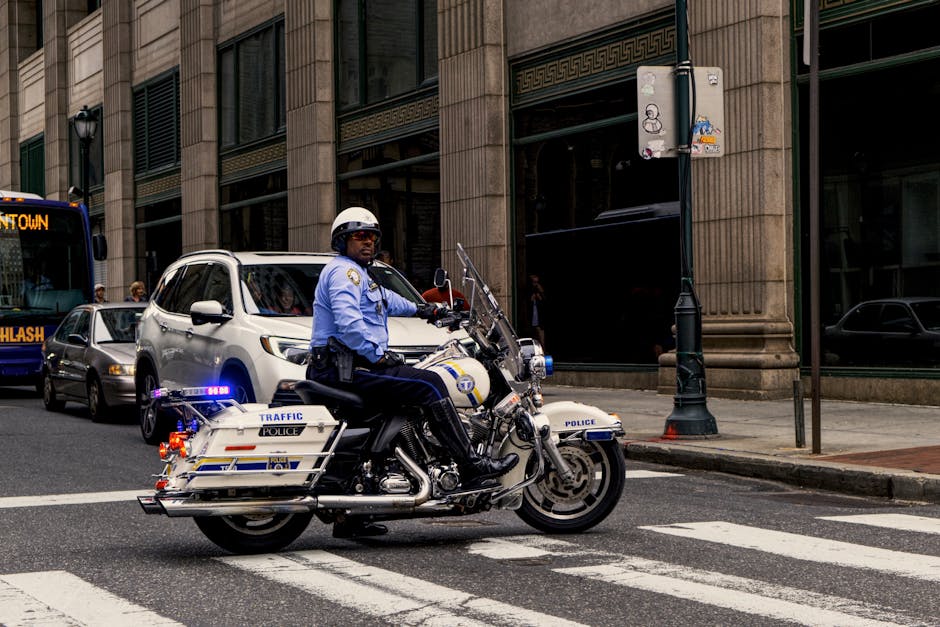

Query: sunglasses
(349, 230), (378, 242)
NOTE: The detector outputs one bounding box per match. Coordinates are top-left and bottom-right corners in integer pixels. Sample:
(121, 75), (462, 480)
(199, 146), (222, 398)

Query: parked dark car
(41, 302), (146, 421)
(823, 298), (940, 367)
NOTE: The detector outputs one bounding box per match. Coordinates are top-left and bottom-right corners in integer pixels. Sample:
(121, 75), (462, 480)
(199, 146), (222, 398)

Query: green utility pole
(663, 0), (718, 437)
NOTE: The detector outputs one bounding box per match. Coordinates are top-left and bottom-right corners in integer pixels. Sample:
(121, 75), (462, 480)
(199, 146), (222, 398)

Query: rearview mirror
(433, 268), (448, 288)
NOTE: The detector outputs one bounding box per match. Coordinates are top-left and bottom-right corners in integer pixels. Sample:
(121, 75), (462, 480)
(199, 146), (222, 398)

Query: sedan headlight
(107, 364), (135, 376)
(260, 335), (309, 362)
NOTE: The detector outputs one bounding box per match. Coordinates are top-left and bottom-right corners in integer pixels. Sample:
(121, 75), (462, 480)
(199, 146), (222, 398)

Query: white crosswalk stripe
(0, 571), (181, 626)
(0, 490), (152, 509)
(818, 513), (940, 535)
(0, 470), (675, 511)
(640, 521), (940, 582)
(469, 533), (931, 626)
(218, 550), (587, 627)
(625, 469), (682, 478)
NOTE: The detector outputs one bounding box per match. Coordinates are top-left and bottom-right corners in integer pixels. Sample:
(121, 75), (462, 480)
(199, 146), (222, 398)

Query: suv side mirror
(191, 300), (232, 326)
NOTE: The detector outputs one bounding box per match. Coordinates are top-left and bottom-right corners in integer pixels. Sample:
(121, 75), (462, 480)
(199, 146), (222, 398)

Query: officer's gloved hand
(416, 302), (446, 321)
(377, 351), (404, 367)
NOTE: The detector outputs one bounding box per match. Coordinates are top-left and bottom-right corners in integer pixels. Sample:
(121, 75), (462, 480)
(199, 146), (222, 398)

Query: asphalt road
(2, 388), (939, 626)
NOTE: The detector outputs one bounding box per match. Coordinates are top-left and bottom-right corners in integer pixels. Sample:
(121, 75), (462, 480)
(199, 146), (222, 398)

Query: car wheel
(138, 367), (171, 444)
(42, 371), (65, 412)
(224, 368), (256, 404)
(87, 375), (109, 423)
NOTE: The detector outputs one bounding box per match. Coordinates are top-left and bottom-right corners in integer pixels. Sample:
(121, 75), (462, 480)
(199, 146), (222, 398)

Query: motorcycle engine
(379, 473), (412, 494)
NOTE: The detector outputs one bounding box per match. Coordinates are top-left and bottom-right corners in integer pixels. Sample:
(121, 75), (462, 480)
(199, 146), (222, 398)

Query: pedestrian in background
(125, 280), (147, 302)
(94, 283), (107, 303)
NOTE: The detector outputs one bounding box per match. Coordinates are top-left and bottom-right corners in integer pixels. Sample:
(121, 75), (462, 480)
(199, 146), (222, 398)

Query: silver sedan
(41, 302), (146, 421)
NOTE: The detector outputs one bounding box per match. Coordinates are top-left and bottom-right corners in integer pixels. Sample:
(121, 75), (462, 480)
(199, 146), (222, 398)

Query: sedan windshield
(94, 308), (142, 343)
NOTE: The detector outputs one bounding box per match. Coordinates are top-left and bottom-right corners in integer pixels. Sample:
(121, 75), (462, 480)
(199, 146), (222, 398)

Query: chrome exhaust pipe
(142, 447), (431, 517)
(317, 447), (432, 514)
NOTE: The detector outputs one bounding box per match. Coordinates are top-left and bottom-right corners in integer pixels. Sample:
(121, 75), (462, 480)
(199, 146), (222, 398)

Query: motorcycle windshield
(455, 243), (526, 380)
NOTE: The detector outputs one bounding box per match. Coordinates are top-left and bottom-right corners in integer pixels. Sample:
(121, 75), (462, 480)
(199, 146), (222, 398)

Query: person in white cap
(94, 283), (107, 303)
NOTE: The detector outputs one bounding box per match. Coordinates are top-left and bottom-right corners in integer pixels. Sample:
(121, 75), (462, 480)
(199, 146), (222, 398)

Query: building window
(69, 104), (104, 195)
(19, 134), (44, 197)
(797, 4), (940, 370)
(336, 0), (437, 110)
(133, 70), (181, 174)
(513, 84), (679, 365)
(218, 18), (286, 149)
(219, 171), (288, 251)
(338, 131), (440, 287)
(136, 197), (182, 292)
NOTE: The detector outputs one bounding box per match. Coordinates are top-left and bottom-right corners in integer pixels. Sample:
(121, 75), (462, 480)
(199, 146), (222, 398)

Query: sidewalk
(541, 384), (940, 504)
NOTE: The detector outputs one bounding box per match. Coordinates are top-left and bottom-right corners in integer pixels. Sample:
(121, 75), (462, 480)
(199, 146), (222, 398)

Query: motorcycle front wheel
(516, 439), (625, 534)
(194, 512), (313, 554)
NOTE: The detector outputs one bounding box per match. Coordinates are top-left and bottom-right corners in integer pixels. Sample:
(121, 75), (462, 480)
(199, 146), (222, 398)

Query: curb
(623, 441), (940, 504)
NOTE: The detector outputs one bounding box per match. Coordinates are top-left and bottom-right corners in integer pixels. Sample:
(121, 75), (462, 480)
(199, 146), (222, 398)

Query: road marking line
(0, 571), (182, 626)
(555, 561), (908, 627)
(0, 470), (678, 510)
(470, 536), (918, 626)
(625, 469), (682, 478)
(640, 521), (940, 582)
(219, 550), (586, 627)
(819, 513), (940, 535)
(0, 490), (151, 509)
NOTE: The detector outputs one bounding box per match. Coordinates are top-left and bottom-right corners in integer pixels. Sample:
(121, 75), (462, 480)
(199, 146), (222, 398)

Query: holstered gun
(327, 337), (355, 383)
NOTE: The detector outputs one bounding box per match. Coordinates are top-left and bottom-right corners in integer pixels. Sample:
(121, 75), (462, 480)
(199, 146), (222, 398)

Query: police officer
(307, 207), (518, 538)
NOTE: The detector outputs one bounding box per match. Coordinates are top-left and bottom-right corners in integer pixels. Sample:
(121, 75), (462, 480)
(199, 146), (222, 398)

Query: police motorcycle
(138, 243), (625, 554)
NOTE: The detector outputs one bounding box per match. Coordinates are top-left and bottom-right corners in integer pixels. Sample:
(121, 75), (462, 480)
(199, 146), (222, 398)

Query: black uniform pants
(306, 361), (448, 410)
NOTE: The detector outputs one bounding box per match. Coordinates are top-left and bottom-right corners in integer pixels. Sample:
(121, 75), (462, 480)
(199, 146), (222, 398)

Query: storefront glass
(514, 84), (679, 365)
(219, 171), (288, 252)
(338, 131), (440, 290)
(799, 56), (940, 368)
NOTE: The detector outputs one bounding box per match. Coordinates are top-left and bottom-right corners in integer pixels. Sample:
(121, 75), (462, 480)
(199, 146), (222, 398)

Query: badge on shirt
(347, 268), (361, 286)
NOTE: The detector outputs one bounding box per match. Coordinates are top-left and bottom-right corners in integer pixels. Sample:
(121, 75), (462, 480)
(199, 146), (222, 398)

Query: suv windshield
(239, 261), (423, 316)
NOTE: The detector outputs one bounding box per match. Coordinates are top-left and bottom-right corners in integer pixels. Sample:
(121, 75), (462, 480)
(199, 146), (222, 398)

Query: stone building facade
(2, 0), (939, 403)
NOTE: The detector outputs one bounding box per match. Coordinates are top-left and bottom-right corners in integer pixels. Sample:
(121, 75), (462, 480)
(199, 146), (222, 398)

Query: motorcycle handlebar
(433, 311), (465, 331)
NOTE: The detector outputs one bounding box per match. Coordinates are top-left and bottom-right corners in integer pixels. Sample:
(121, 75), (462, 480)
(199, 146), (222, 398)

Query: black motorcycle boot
(427, 398), (519, 488)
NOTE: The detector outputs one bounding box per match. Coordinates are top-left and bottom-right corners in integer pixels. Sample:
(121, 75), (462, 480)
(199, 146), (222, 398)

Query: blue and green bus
(0, 191), (105, 390)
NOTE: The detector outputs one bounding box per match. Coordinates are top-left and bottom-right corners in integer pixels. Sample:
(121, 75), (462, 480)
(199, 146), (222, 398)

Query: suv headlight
(260, 335), (309, 362)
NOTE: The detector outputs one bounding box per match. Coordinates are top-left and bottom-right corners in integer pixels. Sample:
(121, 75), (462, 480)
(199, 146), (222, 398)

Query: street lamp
(72, 105), (98, 209)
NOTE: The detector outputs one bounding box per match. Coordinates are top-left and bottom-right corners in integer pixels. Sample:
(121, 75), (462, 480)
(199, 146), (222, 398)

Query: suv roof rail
(178, 249), (237, 260)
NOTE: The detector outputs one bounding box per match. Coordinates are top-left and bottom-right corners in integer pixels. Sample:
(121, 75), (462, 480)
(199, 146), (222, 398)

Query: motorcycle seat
(293, 379), (365, 410)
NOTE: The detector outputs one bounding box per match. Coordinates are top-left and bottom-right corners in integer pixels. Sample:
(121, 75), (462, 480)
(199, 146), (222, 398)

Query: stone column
(179, 0), (218, 252)
(0, 1), (20, 188)
(286, 0), (334, 252)
(438, 0), (512, 307)
(658, 1), (800, 399)
(102, 0), (136, 301)
(42, 2), (78, 199)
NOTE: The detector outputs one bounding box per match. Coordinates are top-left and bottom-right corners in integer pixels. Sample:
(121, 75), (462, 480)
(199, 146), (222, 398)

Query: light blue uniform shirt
(310, 255), (417, 363)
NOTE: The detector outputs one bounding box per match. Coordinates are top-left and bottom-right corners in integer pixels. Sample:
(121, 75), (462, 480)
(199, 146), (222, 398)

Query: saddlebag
(160, 402), (341, 492)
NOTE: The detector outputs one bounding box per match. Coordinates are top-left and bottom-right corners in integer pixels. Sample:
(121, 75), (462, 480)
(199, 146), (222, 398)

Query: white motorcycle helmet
(331, 206), (381, 254)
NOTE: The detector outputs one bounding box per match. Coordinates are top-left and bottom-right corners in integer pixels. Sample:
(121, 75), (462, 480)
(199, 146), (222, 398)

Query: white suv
(135, 250), (453, 443)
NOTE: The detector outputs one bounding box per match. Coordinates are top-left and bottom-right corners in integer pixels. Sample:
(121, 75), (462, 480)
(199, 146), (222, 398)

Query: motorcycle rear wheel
(194, 512), (313, 554)
(516, 439), (625, 534)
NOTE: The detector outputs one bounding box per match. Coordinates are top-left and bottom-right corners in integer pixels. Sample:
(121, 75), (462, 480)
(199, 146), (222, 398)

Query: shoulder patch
(347, 268), (361, 286)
